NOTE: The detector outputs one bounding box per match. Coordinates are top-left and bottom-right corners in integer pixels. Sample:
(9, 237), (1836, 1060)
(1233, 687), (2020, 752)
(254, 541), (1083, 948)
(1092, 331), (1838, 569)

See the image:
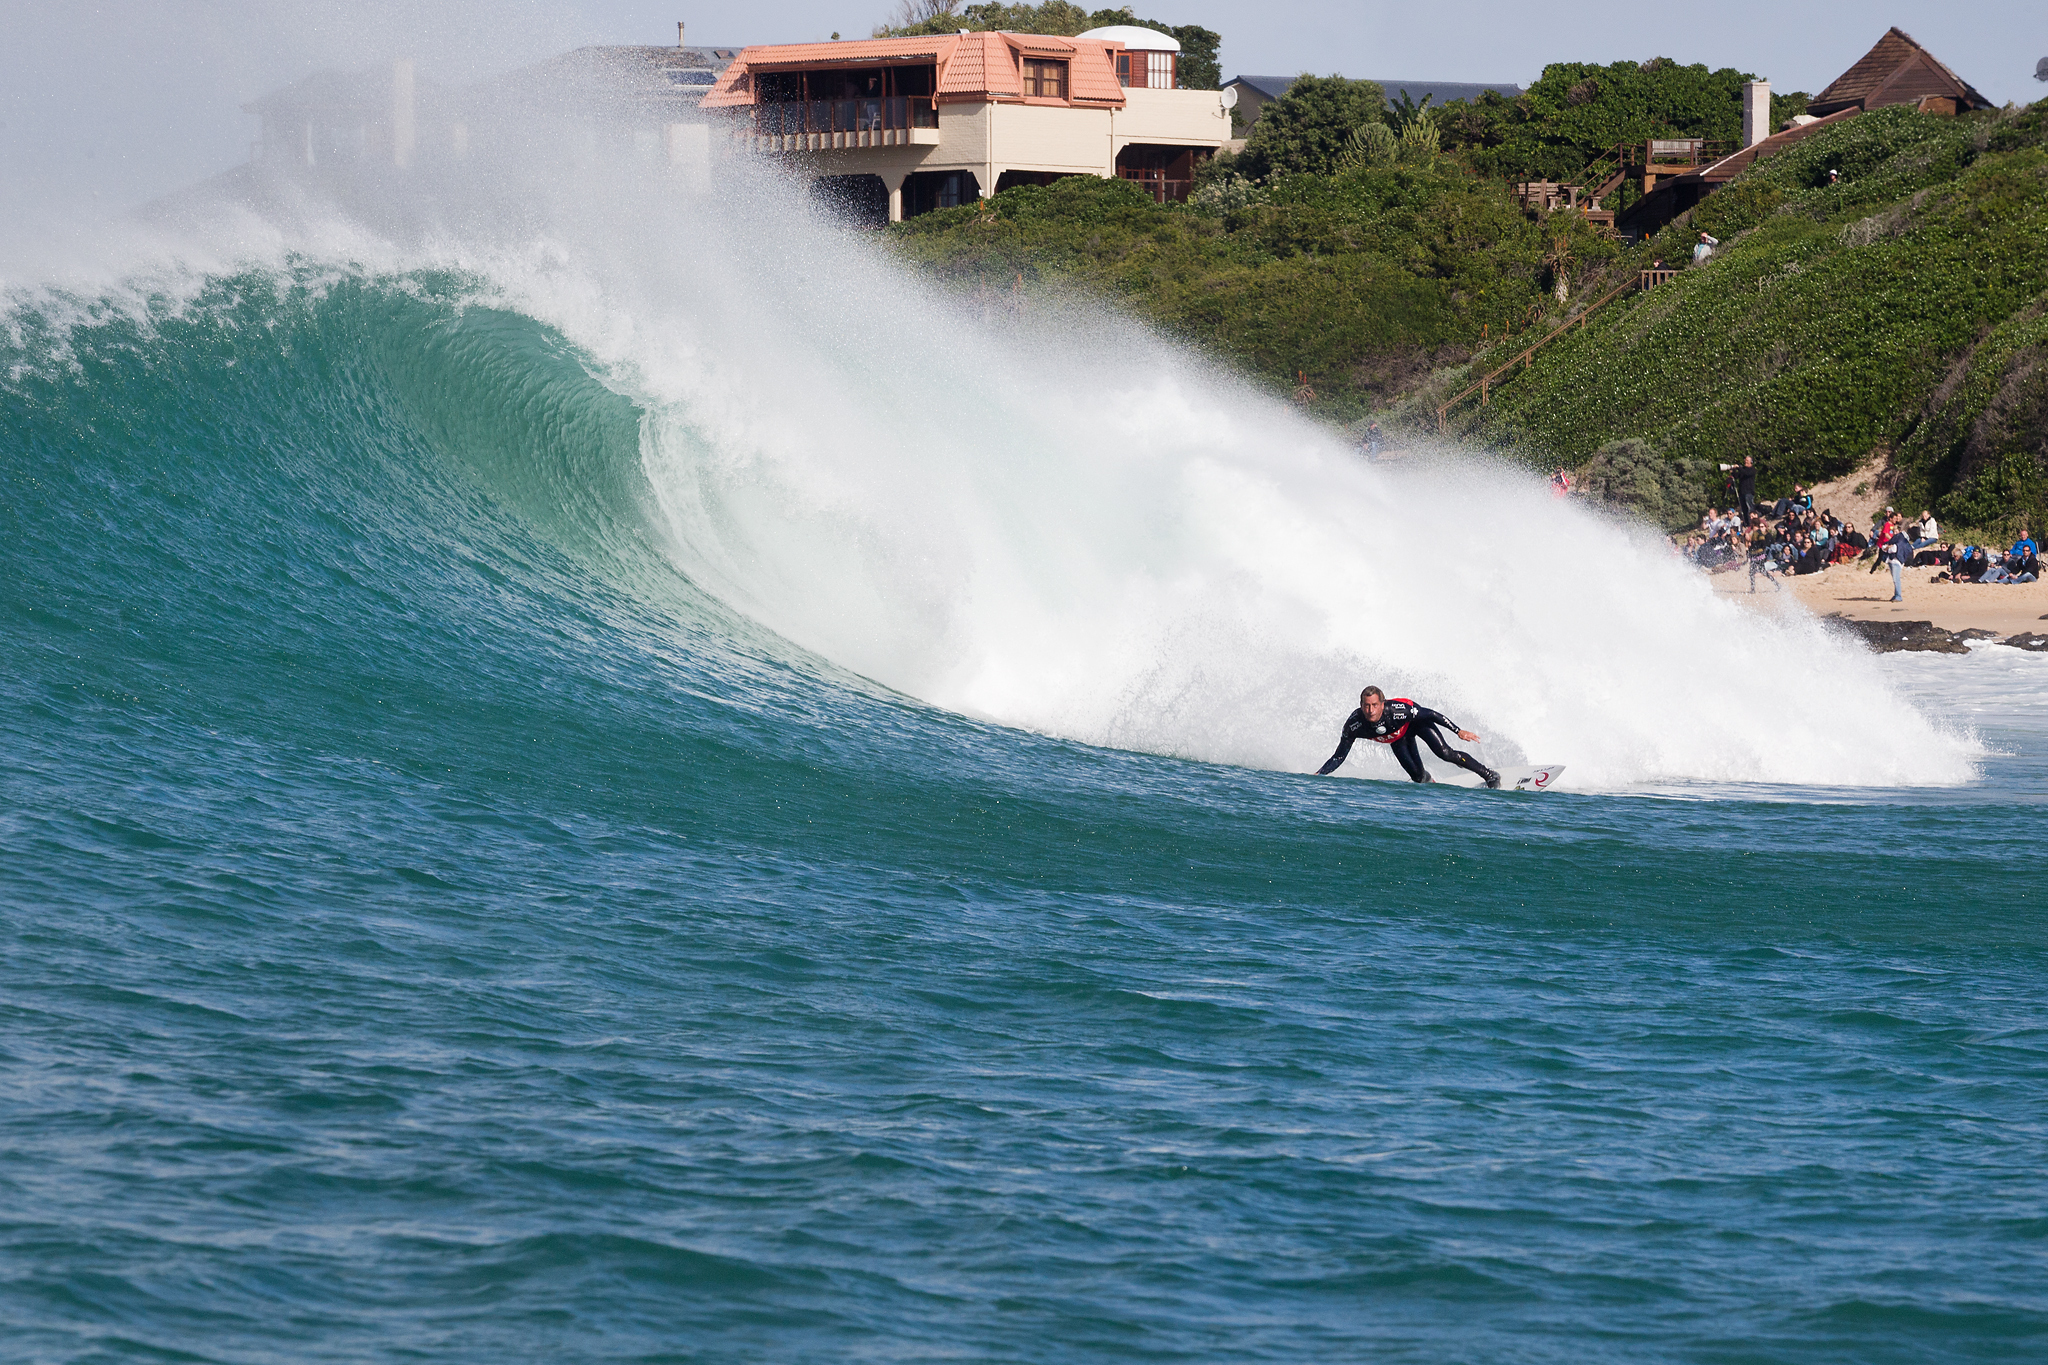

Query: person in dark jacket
(1720, 456), (1760, 520)
(1875, 525), (1913, 601)
(1795, 534), (1828, 576)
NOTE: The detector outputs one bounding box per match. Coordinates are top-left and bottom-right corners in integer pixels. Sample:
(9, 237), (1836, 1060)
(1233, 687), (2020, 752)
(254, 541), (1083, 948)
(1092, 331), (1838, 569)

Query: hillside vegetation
(882, 44), (2048, 530)
(1456, 103), (2048, 533)
(890, 167), (1617, 416)
(889, 55), (1797, 418)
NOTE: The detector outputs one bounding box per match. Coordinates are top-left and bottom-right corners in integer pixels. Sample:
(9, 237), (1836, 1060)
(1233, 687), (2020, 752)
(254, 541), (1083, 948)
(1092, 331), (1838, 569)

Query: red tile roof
(940, 32), (1015, 100)
(700, 30), (1127, 109)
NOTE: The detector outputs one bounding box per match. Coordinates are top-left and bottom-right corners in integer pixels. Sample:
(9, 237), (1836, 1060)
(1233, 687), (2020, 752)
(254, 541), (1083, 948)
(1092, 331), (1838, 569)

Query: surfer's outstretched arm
(1314, 732), (1355, 776)
(1415, 705), (1481, 743)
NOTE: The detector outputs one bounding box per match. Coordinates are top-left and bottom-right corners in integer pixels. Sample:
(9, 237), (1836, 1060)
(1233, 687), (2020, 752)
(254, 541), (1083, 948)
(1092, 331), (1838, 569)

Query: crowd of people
(1678, 485), (2041, 599)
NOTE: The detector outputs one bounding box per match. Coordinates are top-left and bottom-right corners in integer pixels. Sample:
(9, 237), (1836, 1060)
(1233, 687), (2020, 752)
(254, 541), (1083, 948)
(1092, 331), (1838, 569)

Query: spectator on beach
(1723, 456), (1758, 520)
(1948, 545), (1991, 583)
(1361, 422), (1384, 460)
(1912, 541), (1953, 568)
(1693, 231), (1719, 263)
(2013, 526), (2039, 565)
(1794, 533), (1828, 576)
(1977, 554), (2038, 584)
(1874, 522), (1911, 601)
(1911, 511), (1939, 549)
(1550, 467), (1573, 497)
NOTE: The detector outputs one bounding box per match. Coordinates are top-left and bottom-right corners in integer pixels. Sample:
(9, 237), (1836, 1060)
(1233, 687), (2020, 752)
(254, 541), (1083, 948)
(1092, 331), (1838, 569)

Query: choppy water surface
(3, 256), (2044, 1365)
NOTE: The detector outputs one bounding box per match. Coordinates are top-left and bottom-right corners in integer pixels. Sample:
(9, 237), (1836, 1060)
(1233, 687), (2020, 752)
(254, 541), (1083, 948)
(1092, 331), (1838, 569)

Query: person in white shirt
(1693, 231), (1719, 263)
(1912, 512), (1939, 548)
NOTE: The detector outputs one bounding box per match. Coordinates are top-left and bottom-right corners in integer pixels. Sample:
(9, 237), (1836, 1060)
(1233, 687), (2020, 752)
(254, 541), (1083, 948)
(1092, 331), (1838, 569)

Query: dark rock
(2004, 632), (2048, 652)
(1956, 628), (2001, 640)
(1829, 617), (1969, 653)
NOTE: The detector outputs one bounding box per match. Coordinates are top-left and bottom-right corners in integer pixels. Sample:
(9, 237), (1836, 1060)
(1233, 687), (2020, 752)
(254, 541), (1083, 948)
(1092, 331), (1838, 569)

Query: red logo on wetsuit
(1370, 699), (1418, 744)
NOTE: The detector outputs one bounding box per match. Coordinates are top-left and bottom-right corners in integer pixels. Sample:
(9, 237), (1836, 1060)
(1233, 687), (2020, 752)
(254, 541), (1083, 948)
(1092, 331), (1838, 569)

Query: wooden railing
(1434, 275), (1643, 431)
(753, 96), (938, 136)
(1119, 173), (1194, 204)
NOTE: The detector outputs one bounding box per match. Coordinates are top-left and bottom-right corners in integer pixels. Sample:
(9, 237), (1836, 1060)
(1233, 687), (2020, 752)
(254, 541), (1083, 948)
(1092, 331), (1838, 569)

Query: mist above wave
(5, 123), (1981, 791)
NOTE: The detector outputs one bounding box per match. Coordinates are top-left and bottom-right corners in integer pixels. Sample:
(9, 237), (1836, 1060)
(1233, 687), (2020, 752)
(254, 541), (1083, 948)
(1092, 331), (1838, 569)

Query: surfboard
(1502, 764), (1566, 791)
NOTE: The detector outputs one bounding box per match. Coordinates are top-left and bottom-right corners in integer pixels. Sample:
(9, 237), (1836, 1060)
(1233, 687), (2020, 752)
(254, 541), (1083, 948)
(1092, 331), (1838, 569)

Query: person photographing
(1718, 455), (1759, 520)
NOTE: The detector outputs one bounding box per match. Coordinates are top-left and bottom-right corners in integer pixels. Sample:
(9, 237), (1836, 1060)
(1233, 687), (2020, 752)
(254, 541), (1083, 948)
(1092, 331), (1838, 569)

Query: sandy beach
(1702, 456), (2047, 634)
(1711, 559), (2048, 633)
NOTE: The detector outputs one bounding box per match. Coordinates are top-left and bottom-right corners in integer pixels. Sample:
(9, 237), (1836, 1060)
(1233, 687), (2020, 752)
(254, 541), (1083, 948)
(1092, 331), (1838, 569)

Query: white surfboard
(1503, 764), (1566, 791)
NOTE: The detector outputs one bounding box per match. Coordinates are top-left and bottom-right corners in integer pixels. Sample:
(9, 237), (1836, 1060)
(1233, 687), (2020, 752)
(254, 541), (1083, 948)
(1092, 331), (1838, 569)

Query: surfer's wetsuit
(1317, 698), (1501, 786)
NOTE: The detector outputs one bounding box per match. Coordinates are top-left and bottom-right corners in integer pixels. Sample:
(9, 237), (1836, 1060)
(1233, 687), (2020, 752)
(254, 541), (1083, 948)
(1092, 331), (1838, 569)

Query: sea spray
(457, 164), (1970, 789)
(4, 124), (1980, 790)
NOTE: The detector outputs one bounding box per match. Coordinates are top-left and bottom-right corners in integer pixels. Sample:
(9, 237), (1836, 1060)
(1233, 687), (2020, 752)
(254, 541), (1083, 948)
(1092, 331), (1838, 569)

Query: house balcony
(741, 96), (940, 152)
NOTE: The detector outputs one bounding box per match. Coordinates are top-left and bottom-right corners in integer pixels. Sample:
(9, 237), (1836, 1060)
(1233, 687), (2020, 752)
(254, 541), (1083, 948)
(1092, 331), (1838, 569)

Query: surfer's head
(1360, 686), (1385, 721)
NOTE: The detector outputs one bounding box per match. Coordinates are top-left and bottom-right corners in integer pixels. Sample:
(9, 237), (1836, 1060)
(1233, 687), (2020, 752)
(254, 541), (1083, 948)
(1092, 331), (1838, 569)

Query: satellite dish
(1221, 85), (1239, 109)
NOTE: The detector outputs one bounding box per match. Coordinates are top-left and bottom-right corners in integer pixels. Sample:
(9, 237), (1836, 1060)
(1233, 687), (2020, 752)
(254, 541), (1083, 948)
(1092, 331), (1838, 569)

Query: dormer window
(1021, 59), (1068, 100)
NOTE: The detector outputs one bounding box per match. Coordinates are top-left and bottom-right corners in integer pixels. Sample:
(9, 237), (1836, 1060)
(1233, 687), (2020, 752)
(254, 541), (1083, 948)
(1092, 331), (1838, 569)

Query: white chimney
(1742, 80), (1770, 148)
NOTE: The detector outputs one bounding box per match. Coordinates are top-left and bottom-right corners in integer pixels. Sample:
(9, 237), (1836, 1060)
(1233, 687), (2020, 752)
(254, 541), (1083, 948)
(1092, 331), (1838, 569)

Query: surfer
(1315, 686), (1501, 787)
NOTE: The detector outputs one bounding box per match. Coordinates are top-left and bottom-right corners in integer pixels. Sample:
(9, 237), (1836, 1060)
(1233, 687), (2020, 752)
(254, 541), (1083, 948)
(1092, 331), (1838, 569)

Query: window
(1021, 59), (1068, 100)
(1116, 52), (1176, 89)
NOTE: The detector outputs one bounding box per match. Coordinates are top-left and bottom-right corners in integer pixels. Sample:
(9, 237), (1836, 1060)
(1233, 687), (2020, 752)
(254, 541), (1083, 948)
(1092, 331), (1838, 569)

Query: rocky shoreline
(1829, 617), (2048, 654)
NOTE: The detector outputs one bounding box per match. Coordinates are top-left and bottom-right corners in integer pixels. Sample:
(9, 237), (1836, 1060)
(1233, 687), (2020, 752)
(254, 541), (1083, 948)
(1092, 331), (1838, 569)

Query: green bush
(1238, 75), (1388, 178)
(1939, 452), (2046, 537)
(1470, 106), (2048, 533)
(1575, 438), (1713, 530)
(1436, 57), (1761, 194)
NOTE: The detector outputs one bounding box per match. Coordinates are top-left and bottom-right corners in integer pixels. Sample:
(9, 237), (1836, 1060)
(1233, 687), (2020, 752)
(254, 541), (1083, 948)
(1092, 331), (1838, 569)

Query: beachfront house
(699, 25), (1231, 223)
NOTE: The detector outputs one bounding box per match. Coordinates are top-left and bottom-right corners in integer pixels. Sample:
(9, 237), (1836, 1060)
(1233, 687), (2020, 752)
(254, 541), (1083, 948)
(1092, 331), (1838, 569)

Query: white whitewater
(17, 126), (1981, 791)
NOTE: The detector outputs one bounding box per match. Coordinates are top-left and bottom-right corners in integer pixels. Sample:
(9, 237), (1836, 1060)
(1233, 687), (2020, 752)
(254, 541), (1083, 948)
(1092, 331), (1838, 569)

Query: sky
(2, 0), (2043, 211)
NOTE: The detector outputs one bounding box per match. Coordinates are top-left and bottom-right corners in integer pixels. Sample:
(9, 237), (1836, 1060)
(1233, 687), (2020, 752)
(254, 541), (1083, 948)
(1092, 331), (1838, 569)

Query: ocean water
(3, 176), (2046, 1363)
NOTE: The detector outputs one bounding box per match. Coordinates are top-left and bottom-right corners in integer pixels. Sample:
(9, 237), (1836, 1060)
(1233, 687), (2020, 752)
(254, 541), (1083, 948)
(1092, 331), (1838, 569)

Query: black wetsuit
(1316, 698), (1500, 786)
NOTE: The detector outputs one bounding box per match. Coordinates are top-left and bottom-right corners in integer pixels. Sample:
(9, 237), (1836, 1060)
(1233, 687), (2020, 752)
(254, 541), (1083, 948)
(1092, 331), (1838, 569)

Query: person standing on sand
(1719, 456), (1759, 521)
(1875, 522), (1912, 602)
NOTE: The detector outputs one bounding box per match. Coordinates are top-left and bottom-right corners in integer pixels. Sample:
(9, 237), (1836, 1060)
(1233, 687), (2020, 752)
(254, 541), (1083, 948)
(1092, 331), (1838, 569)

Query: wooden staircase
(1433, 272), (1663, 431)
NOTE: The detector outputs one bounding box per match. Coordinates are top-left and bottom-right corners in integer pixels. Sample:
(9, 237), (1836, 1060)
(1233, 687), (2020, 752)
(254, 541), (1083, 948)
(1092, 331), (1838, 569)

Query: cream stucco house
(699, 25), (1230, 223)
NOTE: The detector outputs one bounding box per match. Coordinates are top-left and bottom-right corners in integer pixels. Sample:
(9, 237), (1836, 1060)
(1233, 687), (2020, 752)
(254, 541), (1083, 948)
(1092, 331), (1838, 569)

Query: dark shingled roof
(1374, 79), (1524, 107)
(1809, 27), (1991, 116)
